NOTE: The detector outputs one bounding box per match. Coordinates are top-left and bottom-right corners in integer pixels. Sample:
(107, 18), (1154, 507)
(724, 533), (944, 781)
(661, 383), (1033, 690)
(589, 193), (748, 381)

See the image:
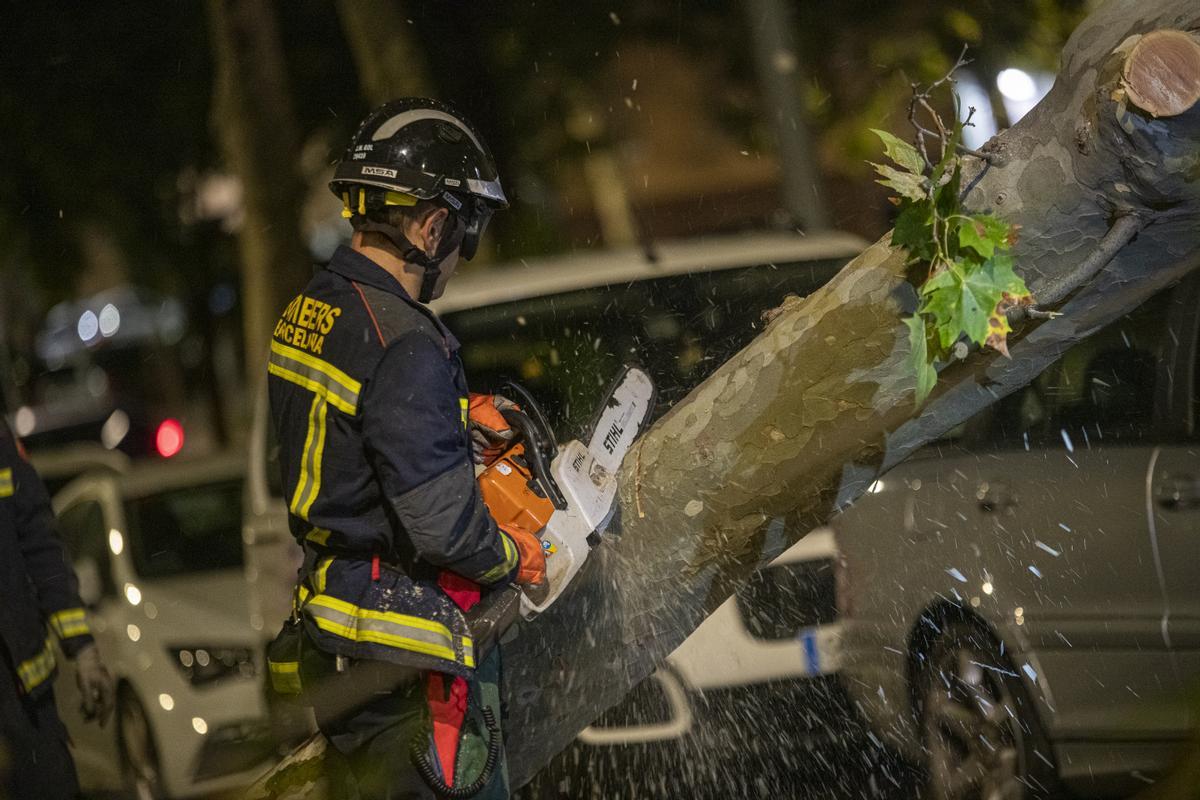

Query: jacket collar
(325, 245), (460, 351)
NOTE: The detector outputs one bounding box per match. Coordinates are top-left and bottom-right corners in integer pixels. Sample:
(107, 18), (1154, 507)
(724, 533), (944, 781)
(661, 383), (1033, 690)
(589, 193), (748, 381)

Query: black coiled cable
(410, 706), (502, 798)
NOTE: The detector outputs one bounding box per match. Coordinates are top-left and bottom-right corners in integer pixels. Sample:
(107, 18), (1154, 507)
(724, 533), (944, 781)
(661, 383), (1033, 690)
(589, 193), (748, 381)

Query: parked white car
(834, 273), (1200, 798)
(52, 454), (274, 799)
(243, 232), (865, 777)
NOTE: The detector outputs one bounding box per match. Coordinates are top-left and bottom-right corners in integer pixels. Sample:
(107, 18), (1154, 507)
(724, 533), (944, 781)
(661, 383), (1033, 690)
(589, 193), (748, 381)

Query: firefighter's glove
(75, 643), (115, 727)
(500, 523), (547, 588)
(468, 393), (519, 466)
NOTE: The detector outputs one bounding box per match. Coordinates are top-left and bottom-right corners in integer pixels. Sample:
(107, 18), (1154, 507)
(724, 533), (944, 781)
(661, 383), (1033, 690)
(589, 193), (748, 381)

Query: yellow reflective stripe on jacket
(304, 593), (475, 669)
(267, 340), (361, 415)
(0, 468), (12, 498)
(289, 395), (328, 519)
(305, 527), (332, 546)
(49, 607), (91, 639)
(16, 636), (56, 694)
(313, 556), (333, 594)
(459, 397), (469, 428)
(479, 533), (519, 584)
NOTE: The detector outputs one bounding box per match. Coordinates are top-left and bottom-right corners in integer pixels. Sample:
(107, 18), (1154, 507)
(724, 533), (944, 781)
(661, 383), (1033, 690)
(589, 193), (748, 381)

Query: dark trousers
(301, 639), (509, 800)
(0, 654), (79, 800)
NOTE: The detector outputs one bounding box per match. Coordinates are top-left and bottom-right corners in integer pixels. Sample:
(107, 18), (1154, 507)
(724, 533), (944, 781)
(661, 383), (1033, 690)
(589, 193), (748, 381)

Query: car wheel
(118, 689), (166, 800)
(918, 622), (1056, 800)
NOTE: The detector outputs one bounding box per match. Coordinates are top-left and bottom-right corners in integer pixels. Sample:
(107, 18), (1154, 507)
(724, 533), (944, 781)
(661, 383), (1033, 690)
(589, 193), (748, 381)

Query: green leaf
(919, 253), (1032, 350)
(918, 268), (967, 348)
(892, 200), (935, 261)
(871, 163), (927, 201)
(870, 128), (925, 175)
(905, 315), (938, 405)
(956, 214), (1011, 260)
(983, 253), (1029, 296)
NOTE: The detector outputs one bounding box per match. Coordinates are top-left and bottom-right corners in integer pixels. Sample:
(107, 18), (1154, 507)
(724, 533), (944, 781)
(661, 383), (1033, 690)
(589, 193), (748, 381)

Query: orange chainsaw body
(478, 443), (556, 535)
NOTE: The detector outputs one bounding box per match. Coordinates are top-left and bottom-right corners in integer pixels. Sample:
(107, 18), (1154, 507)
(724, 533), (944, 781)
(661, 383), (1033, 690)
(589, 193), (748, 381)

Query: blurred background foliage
(0, 0), (1086, 436)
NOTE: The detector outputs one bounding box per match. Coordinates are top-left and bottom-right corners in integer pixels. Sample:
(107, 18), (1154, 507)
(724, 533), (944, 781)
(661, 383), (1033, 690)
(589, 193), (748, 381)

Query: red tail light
(155, 419), (185, 458)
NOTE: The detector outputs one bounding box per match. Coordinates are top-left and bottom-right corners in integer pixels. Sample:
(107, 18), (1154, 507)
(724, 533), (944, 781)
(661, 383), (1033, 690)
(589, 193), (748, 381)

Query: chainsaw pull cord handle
(410, 705), (502, 799)
(500, 409), (567, 510)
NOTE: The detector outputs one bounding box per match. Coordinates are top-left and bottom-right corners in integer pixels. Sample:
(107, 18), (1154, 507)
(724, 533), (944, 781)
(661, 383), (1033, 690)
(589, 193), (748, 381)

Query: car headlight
(169, 646), (257, 686)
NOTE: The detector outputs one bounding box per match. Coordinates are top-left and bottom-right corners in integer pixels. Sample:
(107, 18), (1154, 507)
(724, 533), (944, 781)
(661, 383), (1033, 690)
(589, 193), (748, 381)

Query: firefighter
(267, 98), (546, 799)
(0, 422), (114, 800)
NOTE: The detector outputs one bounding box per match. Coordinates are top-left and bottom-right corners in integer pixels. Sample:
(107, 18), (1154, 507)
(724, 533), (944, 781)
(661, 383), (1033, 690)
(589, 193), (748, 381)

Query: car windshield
(443, 259), (846, 435)
(124, 478), (244, 579)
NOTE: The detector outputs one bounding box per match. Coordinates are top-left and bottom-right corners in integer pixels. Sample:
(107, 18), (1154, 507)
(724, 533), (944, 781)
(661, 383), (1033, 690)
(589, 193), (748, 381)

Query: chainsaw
(475, 364), (655, 623)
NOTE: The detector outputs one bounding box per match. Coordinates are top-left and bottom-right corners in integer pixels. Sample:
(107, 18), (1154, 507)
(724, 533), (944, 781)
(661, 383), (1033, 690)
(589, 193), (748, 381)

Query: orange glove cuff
(500, 523), (546, 587)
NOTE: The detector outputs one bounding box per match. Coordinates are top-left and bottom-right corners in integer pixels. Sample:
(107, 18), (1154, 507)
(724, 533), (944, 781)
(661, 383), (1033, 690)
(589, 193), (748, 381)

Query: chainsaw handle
(501, 409), (567, 510)
(500, 381), (558, 462)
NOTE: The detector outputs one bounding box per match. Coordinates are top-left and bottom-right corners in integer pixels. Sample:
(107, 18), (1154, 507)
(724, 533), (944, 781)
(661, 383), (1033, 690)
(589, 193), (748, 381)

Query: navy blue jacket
(0, 424), (94, 700)
(268, 246), (517, 677)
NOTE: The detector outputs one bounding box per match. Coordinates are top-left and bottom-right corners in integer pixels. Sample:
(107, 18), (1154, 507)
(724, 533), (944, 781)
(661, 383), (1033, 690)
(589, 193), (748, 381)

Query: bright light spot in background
(982, 581), (994, 595)
(13, 406), (36, 437)
(868, 480), (885, 494)
(997, 68), (1037, 102)
(126, 624), (141, 642)
(997, 67), (1054, 128)
(108, 529), (124, 555)
(158, 693), (175, 711)
(77, 310), (99, 342)
(155, 419), (184, 458)
(124, 583), (142, 606)
(98, 303), (121, 337)
(101, 409), (130, 450)
(192, 717), (208, 735)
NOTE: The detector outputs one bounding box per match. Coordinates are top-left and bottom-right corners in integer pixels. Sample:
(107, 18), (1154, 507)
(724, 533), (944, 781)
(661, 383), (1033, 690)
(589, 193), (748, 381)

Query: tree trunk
(334, 0), (430, 105)
(249, 1), (1200, 794)
(206, 0), (309, 384)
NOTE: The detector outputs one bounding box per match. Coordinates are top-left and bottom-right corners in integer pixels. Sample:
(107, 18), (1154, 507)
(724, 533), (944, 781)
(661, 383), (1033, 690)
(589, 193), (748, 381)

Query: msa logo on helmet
(441, 192), (463, 211)
(361, 166), (398, 178)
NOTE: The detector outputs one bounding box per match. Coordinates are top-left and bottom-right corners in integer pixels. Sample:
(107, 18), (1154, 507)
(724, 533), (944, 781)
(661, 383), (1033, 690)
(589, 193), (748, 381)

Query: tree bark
(248, 1), (1200, 794)
(206, 0), (310, 384)
(334, 0), (431, 105)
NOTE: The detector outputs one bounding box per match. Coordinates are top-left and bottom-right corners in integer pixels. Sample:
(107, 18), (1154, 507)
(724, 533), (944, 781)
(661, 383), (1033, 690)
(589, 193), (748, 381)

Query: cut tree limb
(1122, 29), (1200, 118)
(248, 0), (1200, 794)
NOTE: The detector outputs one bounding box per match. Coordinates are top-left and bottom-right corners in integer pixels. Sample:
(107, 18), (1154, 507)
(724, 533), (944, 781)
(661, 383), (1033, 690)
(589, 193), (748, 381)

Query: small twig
(1006, 213), (1147, 325)
(907, 45), (986, 170)
(956, 143), (1003, 165)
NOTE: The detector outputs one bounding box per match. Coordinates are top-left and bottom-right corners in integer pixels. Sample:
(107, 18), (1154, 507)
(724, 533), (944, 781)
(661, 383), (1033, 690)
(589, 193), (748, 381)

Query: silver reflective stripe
(371, 109), (486, 154)
(465, 177), (508, 205)
(267, 342), (360, 415)
(305, 596), (474, 667)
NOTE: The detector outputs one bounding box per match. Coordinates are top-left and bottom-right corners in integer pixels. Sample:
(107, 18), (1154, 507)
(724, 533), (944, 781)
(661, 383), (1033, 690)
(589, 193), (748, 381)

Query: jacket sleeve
(0, 427), (95, 657)
(361, 331), (518, 585)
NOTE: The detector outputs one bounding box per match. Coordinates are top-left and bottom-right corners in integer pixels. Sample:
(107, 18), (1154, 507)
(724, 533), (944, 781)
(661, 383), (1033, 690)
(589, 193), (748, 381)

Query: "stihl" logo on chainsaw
(602, 421), (625, 454)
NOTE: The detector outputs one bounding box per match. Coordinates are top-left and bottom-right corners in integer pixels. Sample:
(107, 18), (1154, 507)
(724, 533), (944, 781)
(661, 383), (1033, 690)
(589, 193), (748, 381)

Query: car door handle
(977, 482), (1017, 513)
(1156, 473), (1200, 511)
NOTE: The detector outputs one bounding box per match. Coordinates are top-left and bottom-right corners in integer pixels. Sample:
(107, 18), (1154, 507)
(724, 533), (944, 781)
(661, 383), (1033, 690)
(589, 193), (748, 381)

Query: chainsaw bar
(521, 365), (655, 618)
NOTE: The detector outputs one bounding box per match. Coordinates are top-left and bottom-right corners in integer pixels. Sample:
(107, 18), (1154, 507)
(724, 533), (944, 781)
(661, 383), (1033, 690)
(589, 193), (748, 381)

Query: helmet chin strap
(356, 215), (465, 303)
